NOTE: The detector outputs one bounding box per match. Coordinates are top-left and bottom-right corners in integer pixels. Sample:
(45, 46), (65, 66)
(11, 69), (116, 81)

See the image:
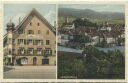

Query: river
(96, 46), (125, 53)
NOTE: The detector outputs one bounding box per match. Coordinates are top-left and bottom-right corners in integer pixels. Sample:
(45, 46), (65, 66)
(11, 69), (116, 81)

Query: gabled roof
(14, 8), (56, 34)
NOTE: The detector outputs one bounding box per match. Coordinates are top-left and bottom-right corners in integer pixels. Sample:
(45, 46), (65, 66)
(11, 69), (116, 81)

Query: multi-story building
(3, 9), (56, 66)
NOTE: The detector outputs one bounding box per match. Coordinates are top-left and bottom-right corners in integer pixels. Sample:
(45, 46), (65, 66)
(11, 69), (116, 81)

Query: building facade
(3, 9), (56, 66)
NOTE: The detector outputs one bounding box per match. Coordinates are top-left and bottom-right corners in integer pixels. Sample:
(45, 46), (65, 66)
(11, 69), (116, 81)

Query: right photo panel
(57, 4), (125, 79)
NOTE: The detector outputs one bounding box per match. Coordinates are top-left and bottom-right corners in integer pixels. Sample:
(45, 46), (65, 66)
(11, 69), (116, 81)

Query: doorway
(33, 57), (37, 65)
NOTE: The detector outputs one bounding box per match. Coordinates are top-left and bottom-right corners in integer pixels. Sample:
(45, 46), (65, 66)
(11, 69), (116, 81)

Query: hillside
(58, 8), (124, 21)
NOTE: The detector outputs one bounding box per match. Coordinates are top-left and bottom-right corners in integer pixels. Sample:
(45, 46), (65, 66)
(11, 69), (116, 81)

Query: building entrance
(33, 57), (37, 65)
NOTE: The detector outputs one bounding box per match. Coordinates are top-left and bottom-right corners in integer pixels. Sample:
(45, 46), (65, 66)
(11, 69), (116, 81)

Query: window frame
(46, 40), (50, 45)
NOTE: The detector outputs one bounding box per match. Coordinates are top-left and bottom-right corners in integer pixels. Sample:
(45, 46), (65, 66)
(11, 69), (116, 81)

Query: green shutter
(50, 50), (52, 55)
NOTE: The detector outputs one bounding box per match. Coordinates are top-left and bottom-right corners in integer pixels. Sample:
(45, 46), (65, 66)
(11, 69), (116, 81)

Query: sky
(4, 4), (124, 34)
(4, 4), (56, 34)
(59, 4), (124, 13)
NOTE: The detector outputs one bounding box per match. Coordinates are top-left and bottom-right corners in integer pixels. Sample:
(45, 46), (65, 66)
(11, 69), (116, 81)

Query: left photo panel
(3, 4), (57, 79)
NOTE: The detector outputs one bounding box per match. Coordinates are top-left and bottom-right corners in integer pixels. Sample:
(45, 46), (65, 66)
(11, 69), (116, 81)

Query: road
(4, 66), (56, 79)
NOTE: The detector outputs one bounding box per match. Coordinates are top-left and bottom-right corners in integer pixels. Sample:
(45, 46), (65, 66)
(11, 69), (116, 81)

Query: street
(4, 66), (56, 79)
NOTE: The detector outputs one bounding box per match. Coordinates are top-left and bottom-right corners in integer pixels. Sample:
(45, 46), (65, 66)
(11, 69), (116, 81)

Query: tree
(73, 18), (98, 28)
(72, 59), (86, 78)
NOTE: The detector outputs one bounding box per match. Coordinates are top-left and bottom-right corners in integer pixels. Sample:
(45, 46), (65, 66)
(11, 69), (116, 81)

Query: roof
(13, 8), (56, 34)
(58, 46), (83, 54)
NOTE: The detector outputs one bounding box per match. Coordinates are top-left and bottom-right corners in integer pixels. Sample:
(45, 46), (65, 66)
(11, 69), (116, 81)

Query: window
(28, 30), (34, 34)
(8, 38), (12, 44)
(21, 39), (24, 44)
(21, 57), (28, 65)
(37, 48), (42, 54)
(27, 39), (33, 45)
(38, 40), (42, 45)
(46, 30), (49, 35)
(38, 30), (41, 34)
(18, 39), (20, 44)
(12, 49), (15, 54)
(24, 39), (26, 45)
(34, 40), (37, 45)
(37, 22), (40, 26)
(12, 39), (15, 44)
(8, 49), (11, 55)
(42, 59), (49, 64)
(45, 48), (52, 55)
(17, 39), (24, 44)
(28, 48), (34, 54)
(30, 22), (32, 26)
(34, 40), (43, 45)
(46, 40), (50, 45)
(41, 40), (43, 45)
(19, 29), (23, 34)
(19, 47), (25, 54)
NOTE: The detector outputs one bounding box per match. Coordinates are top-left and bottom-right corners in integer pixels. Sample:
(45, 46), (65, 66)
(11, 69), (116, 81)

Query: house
(3, 9), (56, 66)
(63, 23), (75, 30)
(105, 34), (116, 46)
(106, 27), (112, 31)
(91, 36), (100, 45)
(58, 34), (69, 46)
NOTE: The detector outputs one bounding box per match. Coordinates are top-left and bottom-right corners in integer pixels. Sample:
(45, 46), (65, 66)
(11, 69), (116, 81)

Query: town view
(57, 4), (125, 79)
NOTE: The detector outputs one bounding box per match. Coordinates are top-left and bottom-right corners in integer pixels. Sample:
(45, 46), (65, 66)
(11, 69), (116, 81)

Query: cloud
(4, 13), (26, 34)
(44, 10), (56, 26)
(60, 4), (124, 13)
(12, 13), (26, 26)
(4, 13), (26, 27)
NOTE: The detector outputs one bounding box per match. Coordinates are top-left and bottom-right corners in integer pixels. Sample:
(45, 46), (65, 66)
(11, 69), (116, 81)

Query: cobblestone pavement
(4, 66), (56, 79)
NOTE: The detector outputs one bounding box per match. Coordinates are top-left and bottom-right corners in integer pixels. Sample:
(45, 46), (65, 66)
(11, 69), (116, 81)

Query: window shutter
(50, 50), (52, 55)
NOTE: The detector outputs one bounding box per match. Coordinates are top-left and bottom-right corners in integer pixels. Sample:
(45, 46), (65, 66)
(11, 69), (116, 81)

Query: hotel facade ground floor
(4, 55), (56, 66)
